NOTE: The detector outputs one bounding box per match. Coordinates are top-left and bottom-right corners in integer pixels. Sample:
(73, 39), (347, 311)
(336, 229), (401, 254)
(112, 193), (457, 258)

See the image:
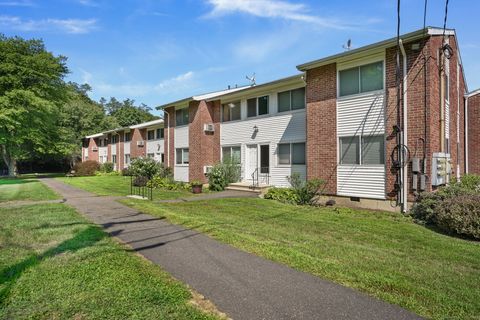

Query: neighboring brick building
(82, 27), (478, 212)
(467, 90), (480, 174)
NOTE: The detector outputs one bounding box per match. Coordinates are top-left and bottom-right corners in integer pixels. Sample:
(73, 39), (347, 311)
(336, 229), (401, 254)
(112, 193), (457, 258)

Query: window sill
(175, 164), (189, 167)
(337, 89), (384, 101)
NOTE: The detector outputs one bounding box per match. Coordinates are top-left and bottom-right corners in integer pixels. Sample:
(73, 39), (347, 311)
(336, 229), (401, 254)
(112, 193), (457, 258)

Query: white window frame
(277, 87), (306, 113)
(338, 134), (385, 166)
(111, 135), (118, 144)
(175, 148), (189, 166)
(221, 145), (242, 163)
(277, 142), (306, 166)
(221, 101), (242, 122)
(124, 154), (131, 166)
(175, 108), (189, 126)
(247, 95), (269, 118)
(337, 55), (385, 99)
(147, 130), (155, 141)
(156, 128), (164, 140)
(124, 132), (131, 142)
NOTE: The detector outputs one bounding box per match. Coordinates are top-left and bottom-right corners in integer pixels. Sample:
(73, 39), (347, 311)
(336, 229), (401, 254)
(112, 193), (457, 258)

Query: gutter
(465, 96), (469, 173)
(399, 39), (408, 213)
(163, 109), (171, 168)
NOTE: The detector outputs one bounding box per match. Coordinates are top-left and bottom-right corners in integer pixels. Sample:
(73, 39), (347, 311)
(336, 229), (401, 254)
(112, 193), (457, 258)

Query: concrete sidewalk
(41, 178), (421, 320)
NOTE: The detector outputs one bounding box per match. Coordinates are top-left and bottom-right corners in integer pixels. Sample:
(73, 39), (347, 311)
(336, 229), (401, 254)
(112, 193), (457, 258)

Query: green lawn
(57, 175), (193, 200)
(0, 177), (59, 202)
(0, 203), (218, 319)
(122, 197), (480, 320)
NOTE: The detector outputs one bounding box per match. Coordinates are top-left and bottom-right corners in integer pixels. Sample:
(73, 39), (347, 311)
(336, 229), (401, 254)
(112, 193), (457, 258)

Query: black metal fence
(130, 176), (153, 200)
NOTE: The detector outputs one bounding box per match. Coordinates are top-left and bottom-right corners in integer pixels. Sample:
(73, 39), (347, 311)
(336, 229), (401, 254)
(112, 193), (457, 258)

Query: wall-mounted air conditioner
(137, 140), (145, 147)
(204, 123), (215, 132)
(203, 166), (213, 174)
(92, 147), (98, 152)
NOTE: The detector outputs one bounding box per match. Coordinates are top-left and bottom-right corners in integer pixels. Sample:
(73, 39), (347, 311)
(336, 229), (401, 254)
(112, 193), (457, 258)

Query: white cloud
(205, 0), (346, 29)
(0, 15), (97, 34)
(82, 71), (197, 97)
(0, 0), (34, 6)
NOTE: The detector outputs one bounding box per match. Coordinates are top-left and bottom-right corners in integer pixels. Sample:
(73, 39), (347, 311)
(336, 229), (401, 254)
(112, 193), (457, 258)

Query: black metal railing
(250, 167), (270, 189)
(130, 176), (153, 200)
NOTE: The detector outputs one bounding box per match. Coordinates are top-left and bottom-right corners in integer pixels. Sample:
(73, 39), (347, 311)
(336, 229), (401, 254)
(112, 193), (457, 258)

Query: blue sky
(2, 0), (479, 115)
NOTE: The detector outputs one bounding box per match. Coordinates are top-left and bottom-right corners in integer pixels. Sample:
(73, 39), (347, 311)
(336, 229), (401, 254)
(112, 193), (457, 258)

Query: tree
(0, 34), (68, 176)
(101, 97), (157, 127)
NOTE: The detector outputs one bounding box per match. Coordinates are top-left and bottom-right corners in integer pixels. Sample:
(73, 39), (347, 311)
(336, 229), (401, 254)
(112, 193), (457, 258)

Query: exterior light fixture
(253, 125), (259, 133)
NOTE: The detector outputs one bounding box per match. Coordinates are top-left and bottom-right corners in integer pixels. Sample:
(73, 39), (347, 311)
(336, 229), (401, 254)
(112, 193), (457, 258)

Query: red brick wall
(131, 128), (146, 158)
(164, 107), (176, 168)
(188, 99), (221, 183)
(305, 63), (337, 195)
(468, 93), (480, 174)
(107, 134), (112, 162)
(87, 138), (99, 162)
(118, 131), (124, 170)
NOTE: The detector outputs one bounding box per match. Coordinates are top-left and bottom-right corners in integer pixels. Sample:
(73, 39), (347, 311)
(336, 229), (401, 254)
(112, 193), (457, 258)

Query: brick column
(188, 99), (221, 183)
(88, 138), (99, 162)
(164, 107), (176, 169)
(131, 128), (146, 158)
(468, 93), (480, 174)
(305, 63), (337, 195)
(118, 130), (124, 170)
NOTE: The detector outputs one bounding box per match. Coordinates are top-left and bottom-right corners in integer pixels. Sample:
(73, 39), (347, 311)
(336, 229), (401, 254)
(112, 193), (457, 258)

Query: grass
(0, 203), (218, 320)
(121, 197), (480, 320)
(0, 177), (59, 202)
(57, 175), (193, 200)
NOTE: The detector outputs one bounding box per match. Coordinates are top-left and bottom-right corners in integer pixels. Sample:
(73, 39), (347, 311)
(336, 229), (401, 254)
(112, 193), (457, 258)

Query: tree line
(0, 34), (158, 176)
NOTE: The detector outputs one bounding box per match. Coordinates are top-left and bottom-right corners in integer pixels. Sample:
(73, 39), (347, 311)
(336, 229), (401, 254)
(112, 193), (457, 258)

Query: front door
(246, 144), (258, 182)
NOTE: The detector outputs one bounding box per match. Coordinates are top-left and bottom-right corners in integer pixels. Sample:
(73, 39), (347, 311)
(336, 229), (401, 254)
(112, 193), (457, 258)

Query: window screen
(231, 147), (241, 163)
(292, 143), (306, 164)
(124, 132), (131, 142)
(156, 128), (164, 139)
(222, 147), (231, 160)
(340, 136), (359, 164)
(176, 149), (182, 164)
(278, 91), (291, 112)
(362, 135), (384, 165)
(258, 96), (269, 115)
(291, 88), (305, 110)
(223, 102), (241, 121)
(339, 67), (360, 96)
(247, 98), (256, 117)
(182, 149), (189, 164)
(360, 61), (383, 92)
(147, 130), (155, 140)
(278, 144), (290, 165)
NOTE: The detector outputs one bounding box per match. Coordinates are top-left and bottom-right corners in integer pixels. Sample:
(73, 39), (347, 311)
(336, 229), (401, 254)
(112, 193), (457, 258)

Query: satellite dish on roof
(342, 39), (352, 51)
(246, 73), (256, 86)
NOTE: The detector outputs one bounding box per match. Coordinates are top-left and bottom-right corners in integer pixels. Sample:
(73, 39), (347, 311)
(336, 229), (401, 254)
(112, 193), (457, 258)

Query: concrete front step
(225, 186), (262, 194)
(226, 182), (270, 194)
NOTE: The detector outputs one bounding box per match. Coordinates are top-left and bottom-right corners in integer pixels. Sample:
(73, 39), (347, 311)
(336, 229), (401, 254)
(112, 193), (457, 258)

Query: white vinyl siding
(174, 126), (189, 182)
(146, 127), (164, 163)
(337, 60), (386, 199)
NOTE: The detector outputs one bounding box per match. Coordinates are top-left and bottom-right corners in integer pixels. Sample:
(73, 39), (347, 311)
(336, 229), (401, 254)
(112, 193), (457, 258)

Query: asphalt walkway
(41, 178), (421, 320)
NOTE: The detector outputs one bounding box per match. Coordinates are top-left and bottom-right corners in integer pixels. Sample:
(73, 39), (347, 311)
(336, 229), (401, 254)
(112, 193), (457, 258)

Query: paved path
(41, 178), (421, 320)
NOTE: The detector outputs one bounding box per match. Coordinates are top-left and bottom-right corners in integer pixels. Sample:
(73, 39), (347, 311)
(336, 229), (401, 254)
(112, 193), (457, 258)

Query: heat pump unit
(203, 166), (213, 174)
(137, 140), (145, 147)
(204, 123), (215, 132)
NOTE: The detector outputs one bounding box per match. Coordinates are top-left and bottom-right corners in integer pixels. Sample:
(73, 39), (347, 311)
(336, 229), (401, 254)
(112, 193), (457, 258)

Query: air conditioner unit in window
(92, 147), (98, 152)
(137, 140), (145, 147)
(204, 123), (215, 132)
(203, 166), (213, 174)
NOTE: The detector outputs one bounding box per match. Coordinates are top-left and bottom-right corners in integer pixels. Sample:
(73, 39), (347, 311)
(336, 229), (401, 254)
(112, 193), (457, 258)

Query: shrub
(146, 176), (191, 191)
(208, 157), (241, 191)
(121, 167), (133, 176)
(73, 160), (100, 176)
(412, 176), (480, 239)
(100, 162), (114, 173)
(264, 174), (324, 205)
(129, 157), (162, 179)
(133, 176), (149, 187)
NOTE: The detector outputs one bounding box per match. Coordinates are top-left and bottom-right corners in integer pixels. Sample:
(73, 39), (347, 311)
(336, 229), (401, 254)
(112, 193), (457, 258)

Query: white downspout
(399, 39), (408, 212)
(163, 110), (170, 168)
(465, 96), (469, 173)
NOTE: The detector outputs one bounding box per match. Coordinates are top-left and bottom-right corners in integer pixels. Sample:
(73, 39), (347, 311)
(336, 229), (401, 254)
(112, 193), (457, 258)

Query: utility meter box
(431, 153), (451, 186)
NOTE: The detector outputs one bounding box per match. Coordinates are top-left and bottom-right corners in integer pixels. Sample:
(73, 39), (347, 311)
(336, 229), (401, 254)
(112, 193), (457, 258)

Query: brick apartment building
(82, 27), (480, 211)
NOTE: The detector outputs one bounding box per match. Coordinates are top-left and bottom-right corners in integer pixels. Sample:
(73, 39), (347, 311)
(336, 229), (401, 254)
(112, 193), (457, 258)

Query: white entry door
(245, 144), (258, 182)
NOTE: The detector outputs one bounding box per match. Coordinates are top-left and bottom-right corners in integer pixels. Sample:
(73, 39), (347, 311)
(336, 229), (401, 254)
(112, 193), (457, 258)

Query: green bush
(121, 167), (133, 176)
(73, 160), (100, 176)
(208, 157), (241, 191)
(129, 157), (162, 179)
(412, 174), (480, 239)
(146, 176), (191, 191)
(100, 162), (114, 173)
(264, 174), (324, 205)
(133, 176), (149, 187)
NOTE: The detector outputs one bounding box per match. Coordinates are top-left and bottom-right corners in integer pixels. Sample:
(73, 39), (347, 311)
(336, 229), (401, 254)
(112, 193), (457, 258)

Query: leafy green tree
(101, 97), (157, 127)
(0, 34), (68, 176)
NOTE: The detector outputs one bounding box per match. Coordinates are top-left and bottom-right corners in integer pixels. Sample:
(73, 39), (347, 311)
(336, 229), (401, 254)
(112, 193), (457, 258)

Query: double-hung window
(339, 135), (384, 165)
(156, 128), (164, 139)
(176, 148), (189, 165)
(124, 132), (131, 142)
(247, 95), (269, 118)
(175, 108), (189, 126)
(222, 146), (241, 163)
(339, 61), (383, 97)
(125, 154), (131, 165)
(222, 101), (241, 122)
(111, 135), (118, 144)
(278, 88), (305, 112)
(277, 142), (306, 165)
(147, 130), (155, 140)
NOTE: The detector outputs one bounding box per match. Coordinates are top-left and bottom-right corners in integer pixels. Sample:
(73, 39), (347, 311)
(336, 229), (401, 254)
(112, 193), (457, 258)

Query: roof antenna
(342, 39), (352, 51)
(246, 73), (256, 86)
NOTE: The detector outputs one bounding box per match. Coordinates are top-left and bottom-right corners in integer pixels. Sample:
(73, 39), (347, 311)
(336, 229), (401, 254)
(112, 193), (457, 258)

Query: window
(340, 135), (385, 165)
(156, 128), (164, 139)
(222, 146), (241, 163)
(147, 153), (154, 158)
(124, 132), (131, 142)
(444, 73), (450, 102)
(112, 155), (117, 164)
(147, 130), (155, 140)
(222, 101), (241, 122)
(339, 61), (383, 97)
(161, 153), (165, 163)
(247, 96), (269, 118)
(340, 136), (360, 164)
(176, 148), (189, 165)
(125, 154), (131, 165)
(278, 88), (305, 112)
(176, 108), (189, 126)
(111, 135), (118, 144)
(361, 135), (384, 165)
(277, 142), (306, 165)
